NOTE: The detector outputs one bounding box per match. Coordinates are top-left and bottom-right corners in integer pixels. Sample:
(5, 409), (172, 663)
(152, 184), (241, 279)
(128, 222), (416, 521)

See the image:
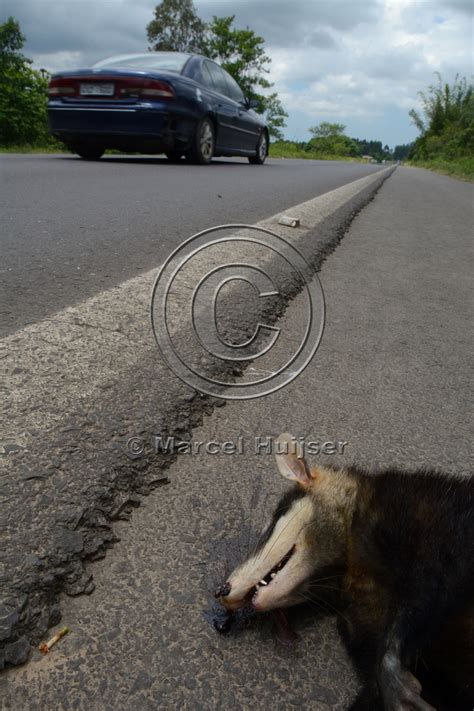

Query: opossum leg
(273, 609), (299, 646)
(377, 628), (435, 711)
(344, 585), (436, 708)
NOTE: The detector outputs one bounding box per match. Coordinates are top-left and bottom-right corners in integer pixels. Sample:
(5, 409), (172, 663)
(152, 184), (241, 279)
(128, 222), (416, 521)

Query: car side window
(184, 61), (199, 82)
(200, 62), (215, 90)
(223, 71), (245, 105)
(205, 61), (230, 98)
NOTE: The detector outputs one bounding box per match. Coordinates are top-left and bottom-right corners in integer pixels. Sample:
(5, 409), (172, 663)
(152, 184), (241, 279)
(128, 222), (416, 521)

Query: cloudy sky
(2, 0), (473, 146)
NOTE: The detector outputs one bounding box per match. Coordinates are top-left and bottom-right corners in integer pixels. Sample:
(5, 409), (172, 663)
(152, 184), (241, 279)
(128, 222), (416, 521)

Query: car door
(222, 70), (261, 151)
(203, 61), (238, 150)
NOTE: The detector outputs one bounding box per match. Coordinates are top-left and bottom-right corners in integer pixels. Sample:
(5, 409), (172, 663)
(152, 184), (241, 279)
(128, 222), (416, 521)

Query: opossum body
(215, 433), (474, 710)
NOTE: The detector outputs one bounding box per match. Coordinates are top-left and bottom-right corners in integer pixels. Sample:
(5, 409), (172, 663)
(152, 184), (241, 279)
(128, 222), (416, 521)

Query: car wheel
(186, 117), (215, 165)
(165, 151), (183, 162)
(248, 132), (267, 165)
(74, 145), (105, 161)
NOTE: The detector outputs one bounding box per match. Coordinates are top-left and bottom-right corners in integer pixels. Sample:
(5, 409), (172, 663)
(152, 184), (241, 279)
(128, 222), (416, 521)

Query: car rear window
(93, 53), (190, 72)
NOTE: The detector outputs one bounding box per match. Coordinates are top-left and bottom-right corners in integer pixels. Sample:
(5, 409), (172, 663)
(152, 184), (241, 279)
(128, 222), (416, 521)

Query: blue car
(47, 52), (269, 165)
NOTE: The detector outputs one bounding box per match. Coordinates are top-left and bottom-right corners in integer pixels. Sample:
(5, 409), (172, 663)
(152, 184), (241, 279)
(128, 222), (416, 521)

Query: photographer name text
(153, 435), (348, 456)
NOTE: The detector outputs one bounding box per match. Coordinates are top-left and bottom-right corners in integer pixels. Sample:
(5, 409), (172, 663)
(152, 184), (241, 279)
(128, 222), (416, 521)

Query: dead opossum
(214, 433), (474, 710)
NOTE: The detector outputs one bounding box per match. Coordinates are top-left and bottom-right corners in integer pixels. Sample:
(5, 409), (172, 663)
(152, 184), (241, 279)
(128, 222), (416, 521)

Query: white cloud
(262, 0), (472, 143)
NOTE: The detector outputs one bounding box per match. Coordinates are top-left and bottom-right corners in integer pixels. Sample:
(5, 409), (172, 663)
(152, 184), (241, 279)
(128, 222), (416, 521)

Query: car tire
(248, 132), (267, 165)
(74, 145), (105, 161)
(186, 117), (215, 165)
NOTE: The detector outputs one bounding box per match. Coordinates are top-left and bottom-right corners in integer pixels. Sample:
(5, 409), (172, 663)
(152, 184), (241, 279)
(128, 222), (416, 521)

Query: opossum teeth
(248, 546), (296, 602)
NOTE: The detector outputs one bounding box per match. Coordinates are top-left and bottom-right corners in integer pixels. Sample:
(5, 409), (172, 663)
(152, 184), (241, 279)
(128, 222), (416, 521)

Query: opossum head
(216, 433), (356, 612)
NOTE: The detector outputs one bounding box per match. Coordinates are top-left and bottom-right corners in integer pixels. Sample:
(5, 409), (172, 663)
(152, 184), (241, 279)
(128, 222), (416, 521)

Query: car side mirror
(246, 98), (260, 110)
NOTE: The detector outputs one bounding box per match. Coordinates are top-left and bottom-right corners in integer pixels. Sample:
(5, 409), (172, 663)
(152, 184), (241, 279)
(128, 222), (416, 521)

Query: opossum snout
(214, 582), (231, 599)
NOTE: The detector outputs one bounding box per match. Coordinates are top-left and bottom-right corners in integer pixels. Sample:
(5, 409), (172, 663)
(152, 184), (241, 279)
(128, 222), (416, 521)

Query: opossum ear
(275, 433), (311, 485)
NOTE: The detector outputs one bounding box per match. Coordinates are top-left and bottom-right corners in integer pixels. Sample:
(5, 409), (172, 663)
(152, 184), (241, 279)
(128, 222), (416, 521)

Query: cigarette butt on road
(39, 626), (69, 655)
(278, 215), (300, 228)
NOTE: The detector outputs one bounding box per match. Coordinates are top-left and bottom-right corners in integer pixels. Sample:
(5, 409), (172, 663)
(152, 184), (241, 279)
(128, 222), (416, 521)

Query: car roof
(95, 52), (192, 62)
(92, 52), (193, 69)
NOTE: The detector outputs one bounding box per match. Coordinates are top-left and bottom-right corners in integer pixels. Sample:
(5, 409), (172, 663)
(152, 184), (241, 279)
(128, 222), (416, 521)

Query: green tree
(393, 143), (413, 161)
(147, 0), (206, 53)
(0, 15), (25, 55)
(261, 92), (288, 141)
(306, 122), (358, 157)
(351, 137), (395, 162)
(204, 16), (271, 97)
(409, 73), (474, 160)
(204, 15), (287, 140)
(0, 17), (51, 146)
(308, 122), (346, 138)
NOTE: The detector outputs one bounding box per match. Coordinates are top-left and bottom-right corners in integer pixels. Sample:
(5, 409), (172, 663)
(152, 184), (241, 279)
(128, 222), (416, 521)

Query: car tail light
(48, 75), (176, 100)
(119, 78), (175, 99)
(48, 78), (76, 96)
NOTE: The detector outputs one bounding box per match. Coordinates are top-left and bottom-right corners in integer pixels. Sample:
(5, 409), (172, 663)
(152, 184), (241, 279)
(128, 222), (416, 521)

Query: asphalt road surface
(1, 163), (472, 710)
(0, 155), (382, 337)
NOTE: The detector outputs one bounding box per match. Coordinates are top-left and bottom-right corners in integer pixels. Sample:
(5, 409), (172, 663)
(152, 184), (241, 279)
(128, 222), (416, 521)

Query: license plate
(79, 82), (114, 96)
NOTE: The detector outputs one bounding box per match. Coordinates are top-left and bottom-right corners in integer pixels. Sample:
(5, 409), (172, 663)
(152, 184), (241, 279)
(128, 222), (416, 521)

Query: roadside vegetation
(0, 17), (59, 150)
(269, 122), (410, 163)
(408, 74), (474, 181)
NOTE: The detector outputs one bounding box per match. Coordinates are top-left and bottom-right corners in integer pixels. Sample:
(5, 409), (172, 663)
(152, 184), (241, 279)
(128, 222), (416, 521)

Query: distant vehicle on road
(47, 52), (269, 165)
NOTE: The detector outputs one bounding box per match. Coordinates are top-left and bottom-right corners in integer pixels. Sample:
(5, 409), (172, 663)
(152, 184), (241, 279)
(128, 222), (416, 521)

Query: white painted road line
(1, 167), (392, 451)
